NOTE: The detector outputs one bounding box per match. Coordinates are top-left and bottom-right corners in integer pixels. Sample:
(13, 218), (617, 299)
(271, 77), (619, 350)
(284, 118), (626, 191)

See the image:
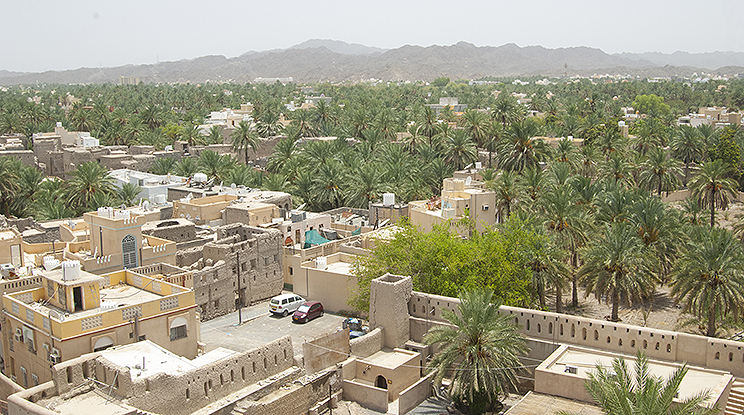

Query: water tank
(155, 194), (167, 204)
(618, 121), (626, 127)
(383, 193), (395, 206)
(61, 260), (81, 281)
(475, 162), (482, 169)
(316, 256), (327, 270)
(193, 173), (208, 183)
(291, 211), (306, 223)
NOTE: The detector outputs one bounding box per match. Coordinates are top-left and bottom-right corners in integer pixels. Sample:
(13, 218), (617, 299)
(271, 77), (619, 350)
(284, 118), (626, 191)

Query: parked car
(292, 301), (324, 323)
(269, 294), (305, 317)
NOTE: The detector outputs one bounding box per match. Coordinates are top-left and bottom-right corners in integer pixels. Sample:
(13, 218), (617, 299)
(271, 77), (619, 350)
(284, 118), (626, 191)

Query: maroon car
(292, 301), (324, 323)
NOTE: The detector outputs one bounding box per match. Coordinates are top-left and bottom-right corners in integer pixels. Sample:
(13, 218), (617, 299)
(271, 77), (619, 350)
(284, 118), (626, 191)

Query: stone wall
(231, 369), (341, 415)
(184, 224), (283, 321)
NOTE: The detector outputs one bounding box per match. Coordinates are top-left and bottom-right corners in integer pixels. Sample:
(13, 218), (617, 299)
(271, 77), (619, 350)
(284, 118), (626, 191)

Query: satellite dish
(297, 203), (307, 210)
(49, 310), (61, 320)
(465, 176), (472, 186)
(231, 183), (237, 191)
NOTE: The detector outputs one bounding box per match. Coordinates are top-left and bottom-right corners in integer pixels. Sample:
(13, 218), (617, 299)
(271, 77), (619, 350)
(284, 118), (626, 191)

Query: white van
(269, 293), (305, 316)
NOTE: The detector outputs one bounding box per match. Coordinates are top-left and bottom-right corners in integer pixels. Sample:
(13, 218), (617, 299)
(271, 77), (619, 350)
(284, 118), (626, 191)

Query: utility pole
(236, 252), (242, 325)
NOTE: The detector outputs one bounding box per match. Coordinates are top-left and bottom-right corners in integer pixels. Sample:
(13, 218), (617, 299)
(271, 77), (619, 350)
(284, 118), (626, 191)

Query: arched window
(94, 336), (114, 352)
(122, 234), (137, 269)
(170, 317), (188, 341)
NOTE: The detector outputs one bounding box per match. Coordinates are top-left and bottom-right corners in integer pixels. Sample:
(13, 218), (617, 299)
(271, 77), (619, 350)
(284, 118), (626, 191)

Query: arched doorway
(122, 234), (137, 268)
(375, 375), (387, 390)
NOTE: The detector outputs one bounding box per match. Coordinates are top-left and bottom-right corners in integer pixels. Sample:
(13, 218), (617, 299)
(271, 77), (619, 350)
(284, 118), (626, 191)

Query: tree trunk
(571, 252), (579, 308)
(555, 285), (562, 314)
(684, 163), (689, 186)
(707, 305), (716, 337)
(710, 188), (716, 228)
(539, 284), (545, 309)
(657, 177), (662, 195)
(611, 287), (620, 322)
(245, 147), (249, 164)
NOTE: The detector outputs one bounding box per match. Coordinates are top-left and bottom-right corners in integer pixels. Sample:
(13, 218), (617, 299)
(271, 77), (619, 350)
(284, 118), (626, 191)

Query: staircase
(725, 380), (744, 415)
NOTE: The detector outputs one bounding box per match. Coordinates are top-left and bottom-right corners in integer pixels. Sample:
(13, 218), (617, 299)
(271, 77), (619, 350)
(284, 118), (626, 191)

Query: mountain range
(2, 40), (743, 86)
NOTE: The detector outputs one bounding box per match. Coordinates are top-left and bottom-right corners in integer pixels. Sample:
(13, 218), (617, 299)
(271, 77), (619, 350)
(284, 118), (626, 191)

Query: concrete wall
(303, 329), (350, 374)
(342, 379), (388, 413)
(397, 372), (433, 415)
(350, 327), (383, 358)
(296, 252), (358, 314)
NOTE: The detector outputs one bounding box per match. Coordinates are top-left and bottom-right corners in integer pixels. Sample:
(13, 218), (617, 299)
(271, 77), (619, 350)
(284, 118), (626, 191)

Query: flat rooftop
(100, 340), (237, 380)
(547, 347), (729, 402)
(505, 392), (602, 415)
(362, 350), (418, 369)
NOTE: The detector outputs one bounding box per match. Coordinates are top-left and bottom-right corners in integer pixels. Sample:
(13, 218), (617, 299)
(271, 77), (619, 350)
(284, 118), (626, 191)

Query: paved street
(199, 298), (346, 355)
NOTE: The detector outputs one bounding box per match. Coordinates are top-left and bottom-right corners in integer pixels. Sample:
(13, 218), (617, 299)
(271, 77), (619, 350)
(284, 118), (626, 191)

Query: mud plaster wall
(37, 337), (294, 415)
(187, 224), (283, 321)
(303, 329), (350, 374)
(369, 274), (412, 349)
(232, 369), (340, 415)
(350, 327), (383, 359)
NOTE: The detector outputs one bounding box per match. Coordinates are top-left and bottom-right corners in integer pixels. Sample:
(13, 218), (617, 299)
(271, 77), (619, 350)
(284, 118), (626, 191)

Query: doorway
(73, 286), (83, 312)
(375, 375), (388, 390)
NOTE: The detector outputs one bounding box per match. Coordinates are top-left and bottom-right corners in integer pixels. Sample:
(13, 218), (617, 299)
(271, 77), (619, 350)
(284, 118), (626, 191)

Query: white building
(109, 169), (187, 204)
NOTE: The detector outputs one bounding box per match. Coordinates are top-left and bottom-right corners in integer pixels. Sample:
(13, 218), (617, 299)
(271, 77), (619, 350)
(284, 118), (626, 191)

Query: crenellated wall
(18, 336), (296, 415)
(405, 290), (744, 378)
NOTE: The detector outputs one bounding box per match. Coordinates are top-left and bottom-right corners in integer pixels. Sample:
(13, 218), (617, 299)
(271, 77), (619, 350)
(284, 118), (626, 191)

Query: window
(170, 317), (188, 341)
(94, 337), (114, 352)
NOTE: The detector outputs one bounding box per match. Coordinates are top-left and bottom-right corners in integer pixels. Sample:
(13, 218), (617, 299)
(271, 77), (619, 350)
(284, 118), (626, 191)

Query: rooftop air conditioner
(564, 365), (578, 374)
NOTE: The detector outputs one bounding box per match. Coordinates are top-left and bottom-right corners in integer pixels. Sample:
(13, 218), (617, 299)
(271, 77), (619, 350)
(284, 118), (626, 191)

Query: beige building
(62, 207), (177, 274)
(222, 200), (281, 227)
(297, 252), (358, 314)
(0, 229), (24, 269)
(1, 262), (198, 386)
(409, 177), (497, 236)
(172, 194), (237, 224)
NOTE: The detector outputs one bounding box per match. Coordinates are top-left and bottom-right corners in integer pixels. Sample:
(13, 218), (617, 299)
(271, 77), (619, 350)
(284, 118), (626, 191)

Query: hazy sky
(3, 0), (744, 73)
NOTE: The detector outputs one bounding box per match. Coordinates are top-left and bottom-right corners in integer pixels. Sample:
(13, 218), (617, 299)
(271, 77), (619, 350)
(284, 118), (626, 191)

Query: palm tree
(527, 234), (570, 311)
(585, 351), (716, 415)
(344, 163), (386, 209)
(689, 159), (739, 228)
(670, 125), (704, 185)
(198, 150), (235, 182)
(267, 137), (297, 173)
(462, 109), (489, 148)
(424, 289), (528, 415)
(150, 157), (176, 175)
(231, 121), (260, 164)
(489, 171), (523, 222)
(497, 119), (550, 172)
(66, 161), (115, 213)
(600, 152), (632, 184)
(205, 125), (224, 145)
(174, 158), (199, 178)
(579, 222), (655, 322)
(672, 227), (744, 337)
(116, 183), (143, 206)
(0, 158), (21, 216)
(638, 147), (682, 195)
(443, 129), (478, 170)
(540, 184), (593, 309)
(491, 95), (524, 130)
(629, 194), (683, 282)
